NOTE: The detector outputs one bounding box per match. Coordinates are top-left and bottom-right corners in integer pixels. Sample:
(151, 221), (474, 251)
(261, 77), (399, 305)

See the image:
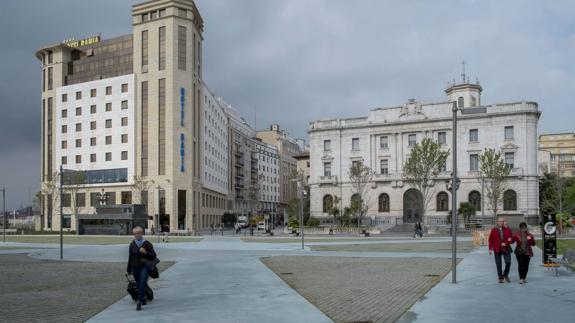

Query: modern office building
(538, 133), (575, 177)
(36, 0), (206, 231)
(308, 77), (540, 227)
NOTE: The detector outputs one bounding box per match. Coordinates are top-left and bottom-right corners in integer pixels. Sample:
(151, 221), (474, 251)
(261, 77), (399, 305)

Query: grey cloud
(1, 0), (574, 208)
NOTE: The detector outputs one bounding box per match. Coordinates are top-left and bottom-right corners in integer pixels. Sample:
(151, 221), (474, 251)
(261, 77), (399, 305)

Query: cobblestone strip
(261, 256), (453, 323)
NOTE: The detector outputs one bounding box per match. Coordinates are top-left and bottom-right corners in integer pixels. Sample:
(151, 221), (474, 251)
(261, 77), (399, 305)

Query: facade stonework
(309, 81), (540, 227)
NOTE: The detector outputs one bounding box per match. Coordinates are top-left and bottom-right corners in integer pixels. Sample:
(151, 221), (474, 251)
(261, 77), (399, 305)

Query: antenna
(254, 106), (257, 130)
(461, 60), (467, 83)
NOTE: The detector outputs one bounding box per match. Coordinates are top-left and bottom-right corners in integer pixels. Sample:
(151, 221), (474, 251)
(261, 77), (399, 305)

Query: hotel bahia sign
(62, 35), (101, 48)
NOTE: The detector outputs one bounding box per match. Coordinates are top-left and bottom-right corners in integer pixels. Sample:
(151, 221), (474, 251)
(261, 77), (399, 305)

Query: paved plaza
(0, 235), (573, 323)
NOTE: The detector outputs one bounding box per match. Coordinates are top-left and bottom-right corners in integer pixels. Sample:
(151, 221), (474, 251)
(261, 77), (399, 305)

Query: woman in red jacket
(513, 222), (536, 284)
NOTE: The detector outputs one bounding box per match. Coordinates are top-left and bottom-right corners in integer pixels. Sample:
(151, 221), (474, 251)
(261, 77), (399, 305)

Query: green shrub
(306, 217), (320, 227)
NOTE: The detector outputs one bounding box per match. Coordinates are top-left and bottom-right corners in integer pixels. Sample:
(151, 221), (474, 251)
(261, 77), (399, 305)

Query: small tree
(540, 173), (575, 217)
(458, 202), (476, 225)
(132, 175), (152, 204)
(348, 162), (374, 227)
(64, 171), (87, 225)
(327, 195), (341, 225)
(41, 171), (61, 227)
(403, 137), (450, 221)
(478, 148), (511, 217)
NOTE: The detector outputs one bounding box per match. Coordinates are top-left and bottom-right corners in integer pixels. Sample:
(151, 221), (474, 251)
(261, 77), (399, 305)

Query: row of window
(322, 126), (516, 152)
(61, 84), (128, 102)
(61, 134), (128, 149)
(470, 152), (515, 171)
(61, 151), (129, 165)
(61, 190), (132, 207)
(322, 189), (518, 213)
(62, 101), (128, 117)
(61, 118), (128, 133)
(322, 151), (514, 176)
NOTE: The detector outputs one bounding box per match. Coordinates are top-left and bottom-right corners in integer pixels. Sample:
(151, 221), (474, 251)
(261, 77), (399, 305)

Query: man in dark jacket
(488, 217), (514, 283)
(127, 226), (157, 311)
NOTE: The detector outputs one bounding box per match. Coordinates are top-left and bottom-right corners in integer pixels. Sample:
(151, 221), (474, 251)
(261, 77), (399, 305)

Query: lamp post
(290, 177), (305, 250)
(449, 102), (487, 283)
(59, 165), (64, 260)
(2, 188), (6, 243)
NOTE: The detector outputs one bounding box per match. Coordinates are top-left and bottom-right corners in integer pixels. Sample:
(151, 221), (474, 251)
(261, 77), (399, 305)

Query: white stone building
(308, 79), (540, 228)
(255, 140), (280, 224)
(200, 83), (230, 227)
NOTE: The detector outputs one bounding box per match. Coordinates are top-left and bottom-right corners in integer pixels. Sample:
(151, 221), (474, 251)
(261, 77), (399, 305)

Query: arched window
(436, 192), (449, 211)
(503, 190), (517, 211)
(378, 193), (390, 212)
(468, 191), (481, 211)
(458, 96), (464, 108)
(323, 195), (333, 213)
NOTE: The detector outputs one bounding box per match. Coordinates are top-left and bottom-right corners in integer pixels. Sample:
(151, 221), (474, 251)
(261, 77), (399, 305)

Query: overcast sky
(0, 0), (574, 209)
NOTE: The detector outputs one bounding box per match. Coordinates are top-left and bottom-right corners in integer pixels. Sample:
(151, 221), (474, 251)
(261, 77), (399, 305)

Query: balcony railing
(318, 175), (338, 184)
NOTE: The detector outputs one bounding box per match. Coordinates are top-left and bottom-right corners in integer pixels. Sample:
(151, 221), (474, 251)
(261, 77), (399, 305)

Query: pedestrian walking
(488, 217), (514, 283)
(210, 224), (215, 236)
(513, 222), (536, 284)
(162, 223), (170, 243)
(127, 226), (159, 311)
(413, 222), (423, 239)
(219, 223), (224, 236)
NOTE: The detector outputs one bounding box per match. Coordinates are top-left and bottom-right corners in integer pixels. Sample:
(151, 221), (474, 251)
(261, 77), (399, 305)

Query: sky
(0, 0), (574, 209)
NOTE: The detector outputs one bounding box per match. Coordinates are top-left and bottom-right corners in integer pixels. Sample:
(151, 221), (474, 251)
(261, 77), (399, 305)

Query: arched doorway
(403, 189), (423, 223)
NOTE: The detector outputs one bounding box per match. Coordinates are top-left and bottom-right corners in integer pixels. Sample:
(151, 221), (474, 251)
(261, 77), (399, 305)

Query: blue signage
(180, 87), (185, 127)
(180, 133), (185, 172)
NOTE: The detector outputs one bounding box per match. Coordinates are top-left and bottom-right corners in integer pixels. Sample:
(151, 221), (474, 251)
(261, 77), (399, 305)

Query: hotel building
(36, 0), (207, 231)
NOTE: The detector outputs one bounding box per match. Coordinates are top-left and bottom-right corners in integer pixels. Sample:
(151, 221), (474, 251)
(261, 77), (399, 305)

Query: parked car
(257, 221), (266, 230)
(237, 220), (249, 228)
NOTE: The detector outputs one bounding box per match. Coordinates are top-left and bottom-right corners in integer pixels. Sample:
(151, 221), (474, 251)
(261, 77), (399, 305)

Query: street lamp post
(2, 188), (6, 243)
(299, 188), (305, 250)
(451, 101), (458, 284)
(59, 165), (64, 260)
(449, 102), (487, 283)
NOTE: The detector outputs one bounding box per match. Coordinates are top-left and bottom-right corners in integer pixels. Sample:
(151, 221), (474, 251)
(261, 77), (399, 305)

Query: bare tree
(65, 171), (87, 224)
(403, 137), (450, 221)
(132, 175), (152, 204)
(478, 148), (511, 217)
(348, 161), (374, 226)
(41, 171), (61, 227)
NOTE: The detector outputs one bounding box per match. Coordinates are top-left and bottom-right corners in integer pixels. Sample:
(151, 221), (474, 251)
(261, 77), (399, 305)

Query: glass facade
(62, 168), (128, 185)
(66, 34), (133, 85)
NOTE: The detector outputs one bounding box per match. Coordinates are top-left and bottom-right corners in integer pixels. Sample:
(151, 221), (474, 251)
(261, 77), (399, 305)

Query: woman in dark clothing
(513, 222), (536, 284)
(127, 226), (157, 311)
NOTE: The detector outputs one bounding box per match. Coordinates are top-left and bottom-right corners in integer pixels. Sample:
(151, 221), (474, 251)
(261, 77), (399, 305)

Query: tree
(64, 171), (87, 225)
(540, 173), (575, 216)
(347, 161), (374, 227)
(403, 137), (450, 221)
(132, 175), (152, 204)
(458, 202), (476, 225)
(478, 148), (511, 217)
(41, 171), (61, 227)
(327, 195), (341, 226)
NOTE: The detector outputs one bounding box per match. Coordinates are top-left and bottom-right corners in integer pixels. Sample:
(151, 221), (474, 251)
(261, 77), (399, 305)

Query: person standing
(513, 222), (536, 284)
(127, 226), (158, 311)
(488, 217), (514, 283)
